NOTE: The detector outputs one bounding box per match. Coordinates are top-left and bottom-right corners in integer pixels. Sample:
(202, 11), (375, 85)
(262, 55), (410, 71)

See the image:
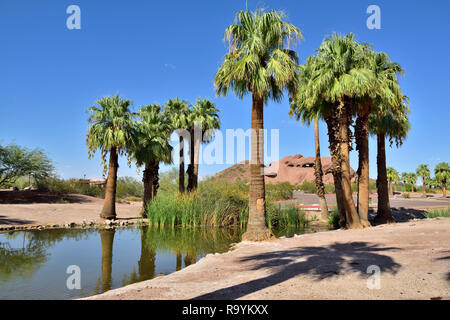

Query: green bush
(298, 181), (316, 194)
(328, 208), (340, 230)
(266, 182), (297, 201)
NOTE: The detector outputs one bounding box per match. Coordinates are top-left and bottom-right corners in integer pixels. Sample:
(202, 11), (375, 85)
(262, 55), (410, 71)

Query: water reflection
(0, 225), (324, 299)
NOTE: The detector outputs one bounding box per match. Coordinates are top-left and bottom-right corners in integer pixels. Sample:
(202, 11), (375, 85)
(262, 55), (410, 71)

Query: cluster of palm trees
(387, 163), (450, 198)
(86, 95), (220, 219)
(213, 9), (412, 239)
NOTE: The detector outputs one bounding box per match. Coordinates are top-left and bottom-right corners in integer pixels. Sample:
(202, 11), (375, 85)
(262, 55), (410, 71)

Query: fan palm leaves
(186, 98), (220, 192)
(215, 9), (302, 240)
(86, 95), (135, 219)
(354, 50), (404, 225)
(131, 104), (173, 214)
(369, 98), (410, 223)
(416, 164), (431, 197)
(164, 98), (190, 193)
(434, 162), (450, 198)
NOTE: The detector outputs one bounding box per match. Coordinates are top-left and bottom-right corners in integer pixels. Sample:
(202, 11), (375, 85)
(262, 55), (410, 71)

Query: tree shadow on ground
(193, 242), (401, 300)
(0, 215), (34, 225)
(436, 255), (450, 282)
(0, 191), (96, 204)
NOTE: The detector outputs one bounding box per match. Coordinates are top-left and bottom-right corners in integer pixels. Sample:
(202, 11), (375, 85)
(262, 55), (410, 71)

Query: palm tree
(355, 51), (404, 225)
(407, 173), (417, 193)
(401, 172), (409, 191)
(369, 101), (410, 223)
(291, 34), (373, 229)
(386, 167), (399, 195)
(186, 98), (220, 192)
(289, 104), (329, 222)
(435, 162), (449, 198)
(164, 98), (189, 193)
(416, 164), (431, 197)
(131, 104), (173, 215)
(86, 95), (134, 219)
(215, 9), (302, 240)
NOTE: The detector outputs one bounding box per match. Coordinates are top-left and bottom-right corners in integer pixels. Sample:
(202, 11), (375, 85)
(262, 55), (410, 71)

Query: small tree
(406, 173), (417, 193)
(386, 167), (399, 195)
(0, 143), (54, 187)
(435, 162), (449, 198)
(416, 164), (430, 197)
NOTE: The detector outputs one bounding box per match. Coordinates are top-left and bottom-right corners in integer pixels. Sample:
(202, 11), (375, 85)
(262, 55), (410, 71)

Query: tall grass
(426, 208), (450, 218)
(145, 178), (309, 229)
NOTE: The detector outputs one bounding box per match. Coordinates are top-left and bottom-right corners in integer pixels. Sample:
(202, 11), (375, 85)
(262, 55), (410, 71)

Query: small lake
(0, 225), (327, 300)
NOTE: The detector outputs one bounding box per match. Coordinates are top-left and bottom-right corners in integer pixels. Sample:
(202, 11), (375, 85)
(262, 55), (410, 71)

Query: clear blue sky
(1, 0), (449, 181)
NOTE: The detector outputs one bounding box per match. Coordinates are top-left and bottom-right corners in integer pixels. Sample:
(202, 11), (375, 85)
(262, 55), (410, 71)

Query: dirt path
(86, 218), (450, 300)
(0, 192), (142, 228)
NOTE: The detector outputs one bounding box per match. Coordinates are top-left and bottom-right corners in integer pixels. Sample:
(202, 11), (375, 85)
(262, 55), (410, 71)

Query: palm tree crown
(86, 95), (134, 172)
(214, 9), (302, 102)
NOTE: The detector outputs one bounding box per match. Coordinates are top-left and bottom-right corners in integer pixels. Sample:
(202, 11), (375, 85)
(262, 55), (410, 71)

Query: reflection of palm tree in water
(100, 228), (115, 292)
(137, 227), (155, 281)
(184, 249), (197, 267)
(176, 250), (182, 271)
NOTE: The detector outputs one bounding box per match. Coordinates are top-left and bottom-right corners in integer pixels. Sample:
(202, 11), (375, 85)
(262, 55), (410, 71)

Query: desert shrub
(116, 176), (143, 199)
(328, 208), (340, 230)
(266, 182), (297, 201)
(402, 192), (410, 199)
(298, 180), (316, 194)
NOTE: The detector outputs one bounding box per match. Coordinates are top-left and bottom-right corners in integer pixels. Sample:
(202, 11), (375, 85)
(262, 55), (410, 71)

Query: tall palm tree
(407, 173), (417, 193)
(86, 95), (134, 219)
(291, 34), (373, 229)
(215, 9), (302, 241)
(355, 51), (404, 225)
(131, 104), (173, 215)
(401, 172), (408, 190)
(416, 164), (431, 197)
(369, 101), (410, 223)
(435, 162), (449, 198)
(186, 98), (220, 192)
(288, 100), (329, 222)
(164, 98), (189, 193)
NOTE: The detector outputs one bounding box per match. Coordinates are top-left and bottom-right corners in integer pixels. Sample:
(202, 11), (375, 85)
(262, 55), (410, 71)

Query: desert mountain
(214, 154), (357, 185)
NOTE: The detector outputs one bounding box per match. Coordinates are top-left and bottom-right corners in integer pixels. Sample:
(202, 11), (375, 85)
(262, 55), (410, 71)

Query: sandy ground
(86, 218), (450, 300)
(0, 192), (141, 227)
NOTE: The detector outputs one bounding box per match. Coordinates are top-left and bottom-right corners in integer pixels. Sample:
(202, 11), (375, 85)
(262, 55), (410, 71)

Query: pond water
(0, 225), (328, 300)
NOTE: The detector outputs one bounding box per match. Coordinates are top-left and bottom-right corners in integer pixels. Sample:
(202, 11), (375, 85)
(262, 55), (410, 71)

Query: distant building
(79, 178), (107, 186)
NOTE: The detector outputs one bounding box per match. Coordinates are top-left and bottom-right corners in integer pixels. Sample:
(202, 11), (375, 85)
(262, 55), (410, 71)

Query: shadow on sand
(193, 241), (402, 300)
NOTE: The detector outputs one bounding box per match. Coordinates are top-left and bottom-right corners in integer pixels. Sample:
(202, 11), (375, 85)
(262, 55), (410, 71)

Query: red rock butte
(214, 154), (357, 185)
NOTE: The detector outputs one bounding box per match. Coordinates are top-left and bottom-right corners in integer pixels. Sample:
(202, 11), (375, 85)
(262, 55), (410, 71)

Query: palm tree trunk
(101, 147), (118, 219)
(325, 114), (347, 228)
(338, 104), (364, 229)
(443, 183), (447, 198)
(151, 161), (160, 199)
(374, 133), (394, 224)
(192, 129), (201, 191)
(355, 111), (371, 227)
(422, 178), (426, 197)
(141, 162), (153, 216)
(187, 130), (194, 192)
(314, 118), (329, 222)
(242, 94), (273, 241)
(179, 135), (185, 193)
(100, 228), (115, 293)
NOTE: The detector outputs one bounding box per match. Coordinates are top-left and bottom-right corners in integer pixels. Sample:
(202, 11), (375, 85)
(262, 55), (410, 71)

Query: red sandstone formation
(214, 154), (357, 185)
